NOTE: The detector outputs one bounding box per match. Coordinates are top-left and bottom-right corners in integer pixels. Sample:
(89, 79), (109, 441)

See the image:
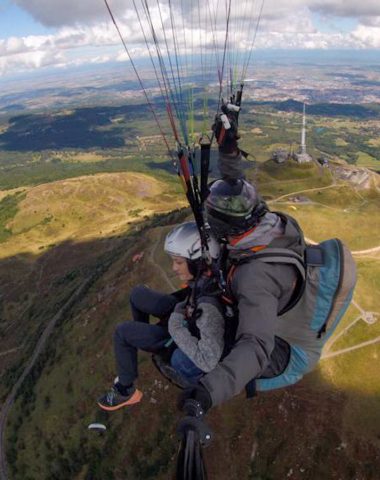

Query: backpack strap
(252, 248), (306, 280)
(251, 248), (306, 315)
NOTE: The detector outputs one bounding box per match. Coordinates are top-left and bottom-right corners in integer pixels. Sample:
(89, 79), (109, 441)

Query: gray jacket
(200, 152), (304, 406)
(168, 294), (225, 373)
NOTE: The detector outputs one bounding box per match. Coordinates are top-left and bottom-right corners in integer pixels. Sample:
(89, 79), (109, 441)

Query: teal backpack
(247, 237), (357, 392)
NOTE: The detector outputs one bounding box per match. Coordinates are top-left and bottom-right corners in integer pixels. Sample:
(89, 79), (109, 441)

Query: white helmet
(164, 222), (220, 260)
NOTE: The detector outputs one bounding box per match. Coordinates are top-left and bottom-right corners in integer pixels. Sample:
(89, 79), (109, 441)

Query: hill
(0, 172), (185, 259)
(1, 158), (379, 479)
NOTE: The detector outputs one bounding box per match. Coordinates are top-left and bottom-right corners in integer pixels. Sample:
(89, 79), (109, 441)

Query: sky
(1, 0), (380, 79)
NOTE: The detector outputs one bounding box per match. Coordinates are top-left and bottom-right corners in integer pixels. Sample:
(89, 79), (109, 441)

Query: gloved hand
(178, 384), (213, 415)
(213, 104), (240, 154)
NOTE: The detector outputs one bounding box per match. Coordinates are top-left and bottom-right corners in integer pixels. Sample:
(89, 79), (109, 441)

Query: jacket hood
(227, 212), (305, 261)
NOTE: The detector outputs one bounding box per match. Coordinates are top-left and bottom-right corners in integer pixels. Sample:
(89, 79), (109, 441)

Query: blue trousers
(114, 285), (203, 386)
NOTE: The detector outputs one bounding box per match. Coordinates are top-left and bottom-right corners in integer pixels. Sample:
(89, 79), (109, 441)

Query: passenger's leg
(98, 321), (170, 411)
(170, 348), (204, 384)
(114, 320), (170, 385)
(129, 285), (178, 324)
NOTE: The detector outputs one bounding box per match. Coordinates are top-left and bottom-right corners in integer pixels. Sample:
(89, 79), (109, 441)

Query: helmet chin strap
(187, 258), (203, 278)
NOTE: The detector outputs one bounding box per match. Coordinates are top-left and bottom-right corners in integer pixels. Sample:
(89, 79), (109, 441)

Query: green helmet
(206, 179), (267, 238)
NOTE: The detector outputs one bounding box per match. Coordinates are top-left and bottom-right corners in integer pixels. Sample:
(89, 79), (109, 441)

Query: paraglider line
(103, 0), (174, 160)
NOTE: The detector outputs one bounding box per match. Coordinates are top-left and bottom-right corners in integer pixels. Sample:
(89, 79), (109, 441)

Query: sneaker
(97, 386), (143, 411)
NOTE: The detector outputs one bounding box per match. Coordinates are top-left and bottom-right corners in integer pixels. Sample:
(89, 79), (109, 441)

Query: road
(351, 246), (380, 255)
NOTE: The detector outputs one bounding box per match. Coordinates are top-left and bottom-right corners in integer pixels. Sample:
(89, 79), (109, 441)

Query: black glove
(178, 384), (212, 415)
(213, 104), (240, 154)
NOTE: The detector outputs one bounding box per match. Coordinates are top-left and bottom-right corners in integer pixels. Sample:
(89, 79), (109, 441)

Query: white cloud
(351, 24), (380, 48)
(0, 49), (65, 75)
(2, 1), (380, 77)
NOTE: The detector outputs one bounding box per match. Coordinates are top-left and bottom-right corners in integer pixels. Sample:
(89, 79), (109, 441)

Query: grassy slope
(4, 160), (380, 479)
(0, 172), (185, 259)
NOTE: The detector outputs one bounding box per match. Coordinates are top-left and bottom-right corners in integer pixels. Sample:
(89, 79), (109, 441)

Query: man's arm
(218, 150), (245, 181)
(200, 261), (287, 406)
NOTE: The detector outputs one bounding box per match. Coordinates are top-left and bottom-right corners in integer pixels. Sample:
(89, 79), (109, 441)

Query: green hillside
(0, 172), (185, 259)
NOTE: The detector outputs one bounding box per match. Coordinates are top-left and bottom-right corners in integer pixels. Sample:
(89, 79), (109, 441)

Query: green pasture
(368, 137), (380, 147)
(356, 151), (380, 168)
(272, 187), (380, 250)
(319, 258), (380, 441)
(0, 192), (26, 242)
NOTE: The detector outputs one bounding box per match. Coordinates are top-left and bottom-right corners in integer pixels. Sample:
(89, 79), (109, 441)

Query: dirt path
(0, 347), (23, 358)
(322, 296), (379, 359)
(321, 336), (380, 359)
(267, 182), (342, 204)
(322, 315), (363, 356)
(351, 246), (380, 255)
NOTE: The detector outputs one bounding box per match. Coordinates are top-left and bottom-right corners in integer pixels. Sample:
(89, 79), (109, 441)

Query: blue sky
(1, 0), (380, 79)
(311, 13), (358, 34)
(0, 2), (51, 37)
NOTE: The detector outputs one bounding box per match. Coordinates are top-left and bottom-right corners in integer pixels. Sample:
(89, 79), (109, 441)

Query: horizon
(1, 0), (380, 82)
(1, 48), (380, 94)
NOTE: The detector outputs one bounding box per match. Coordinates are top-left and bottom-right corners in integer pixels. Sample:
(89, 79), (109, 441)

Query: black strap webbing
(245, 379), (257, 399)
(200, 140), (211, 203)
(305, 246), (324, 266)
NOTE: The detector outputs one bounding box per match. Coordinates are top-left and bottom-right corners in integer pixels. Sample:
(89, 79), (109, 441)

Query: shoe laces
(106, 387), (117, 405)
